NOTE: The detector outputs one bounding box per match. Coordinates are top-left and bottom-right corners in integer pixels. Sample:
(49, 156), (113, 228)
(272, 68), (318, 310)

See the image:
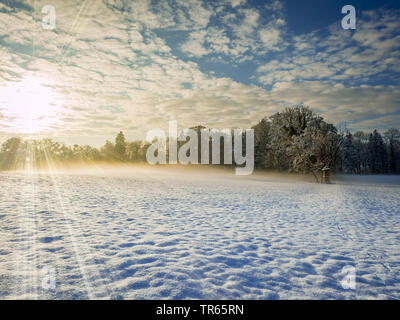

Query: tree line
(252, 107), (400, 179)
(0, 131), (151, 170)
(1, 106), (399, 179)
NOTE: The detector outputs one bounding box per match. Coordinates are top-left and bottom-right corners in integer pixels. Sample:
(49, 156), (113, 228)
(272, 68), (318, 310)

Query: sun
(0, 77), (61, 134)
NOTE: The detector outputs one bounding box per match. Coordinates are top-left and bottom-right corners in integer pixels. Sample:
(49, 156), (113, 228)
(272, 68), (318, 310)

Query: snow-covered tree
(384, 129), (400, 174)
(252, 118), (270, 169)
(291, 121), (342, 182)
(341, 132), (359, 173)
(352, 131), (369, 173)
(367, 130), (388, 173)
(267, 106), (321, 171)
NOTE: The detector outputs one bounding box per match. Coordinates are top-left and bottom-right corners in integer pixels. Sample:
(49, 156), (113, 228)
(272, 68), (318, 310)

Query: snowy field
(0, 167), (399, 300)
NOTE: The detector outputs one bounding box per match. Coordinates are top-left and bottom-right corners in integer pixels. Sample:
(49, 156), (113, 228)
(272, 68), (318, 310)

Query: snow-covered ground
(0, 167), (399, 299)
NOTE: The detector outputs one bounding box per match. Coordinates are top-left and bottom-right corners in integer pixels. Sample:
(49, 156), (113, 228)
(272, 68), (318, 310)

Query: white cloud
(0, 1), (398, 145)
(180, 29), (210, 58)
(257, 9), (400, 85)
(355, 115), (400, 131)
(180, 2), (287, 61)
(259, 28), (281, 50)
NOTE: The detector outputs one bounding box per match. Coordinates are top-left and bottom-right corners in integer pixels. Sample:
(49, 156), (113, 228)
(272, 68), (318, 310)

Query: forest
(1, 106), (399, 181)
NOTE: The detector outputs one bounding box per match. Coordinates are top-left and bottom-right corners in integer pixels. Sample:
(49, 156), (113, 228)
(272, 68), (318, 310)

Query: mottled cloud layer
(0, 0), (399, 145)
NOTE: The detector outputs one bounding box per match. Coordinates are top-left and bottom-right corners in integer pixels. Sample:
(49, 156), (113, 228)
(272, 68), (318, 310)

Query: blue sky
(0, 0), (399, 146)
(162, 0), (400, 87)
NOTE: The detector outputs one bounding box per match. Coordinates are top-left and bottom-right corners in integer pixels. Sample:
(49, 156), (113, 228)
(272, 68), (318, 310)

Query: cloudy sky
(0, 0), (399, 146)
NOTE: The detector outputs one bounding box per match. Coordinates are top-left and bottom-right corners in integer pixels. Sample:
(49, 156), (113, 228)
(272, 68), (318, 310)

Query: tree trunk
(312, 170), (320, 183)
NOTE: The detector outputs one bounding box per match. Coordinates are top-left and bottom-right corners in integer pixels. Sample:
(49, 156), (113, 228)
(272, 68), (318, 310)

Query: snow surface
(0, 168), (399, 299)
